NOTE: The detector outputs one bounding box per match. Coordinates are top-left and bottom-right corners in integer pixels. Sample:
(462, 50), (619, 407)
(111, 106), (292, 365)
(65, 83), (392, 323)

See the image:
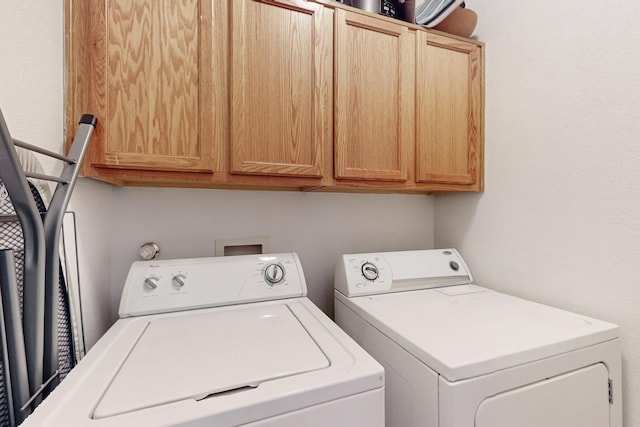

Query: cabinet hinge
(608, 378), (613, 404)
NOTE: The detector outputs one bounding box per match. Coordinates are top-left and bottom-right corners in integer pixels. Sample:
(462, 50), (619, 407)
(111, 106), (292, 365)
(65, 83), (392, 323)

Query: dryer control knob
(172, 274), (186, 289)
(264, 263), (285, 286)
(361, 262), (379, 281)
(143, 276), (159, 291)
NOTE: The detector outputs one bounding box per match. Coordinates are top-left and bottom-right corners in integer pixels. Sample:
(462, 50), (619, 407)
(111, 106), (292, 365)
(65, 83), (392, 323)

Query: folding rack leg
(42, 114), (96, 395)
(0, 250), (31, 425)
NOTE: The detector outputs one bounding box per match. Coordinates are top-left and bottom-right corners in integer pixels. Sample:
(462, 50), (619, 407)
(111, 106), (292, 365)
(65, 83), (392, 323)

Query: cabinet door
(230, 0), (332, 178)
(415, 31), (483, 185)
(334, 10), (414, 182)
(72, 0), (212, 172)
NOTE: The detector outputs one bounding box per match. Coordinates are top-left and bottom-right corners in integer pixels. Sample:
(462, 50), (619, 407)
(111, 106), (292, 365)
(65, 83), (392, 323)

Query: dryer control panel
(119, 253), (306, 318)
(334, 249), (473, 297)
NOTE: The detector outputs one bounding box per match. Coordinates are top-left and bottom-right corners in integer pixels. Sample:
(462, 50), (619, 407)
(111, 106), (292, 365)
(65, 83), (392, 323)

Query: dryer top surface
(338, 284), (618, 381)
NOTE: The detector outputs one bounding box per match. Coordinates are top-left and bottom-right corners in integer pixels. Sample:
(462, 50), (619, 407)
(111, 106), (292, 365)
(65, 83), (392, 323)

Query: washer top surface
(94, 303), (329, 418)
(337, 284), (618, 381)
(25, 298), (384, 426)
(23, 253), (384, 427)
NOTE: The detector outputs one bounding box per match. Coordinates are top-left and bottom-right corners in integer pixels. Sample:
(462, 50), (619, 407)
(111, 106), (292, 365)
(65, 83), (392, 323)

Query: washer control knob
(264, 264), (285, 286)
(361, 262), (379, 281)
(143, 276), (159, 291)
(172, 274), (187, 289)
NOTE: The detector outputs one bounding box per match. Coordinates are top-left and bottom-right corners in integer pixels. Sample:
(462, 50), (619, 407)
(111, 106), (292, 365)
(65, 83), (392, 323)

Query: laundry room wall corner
(434, 2), (640, 426)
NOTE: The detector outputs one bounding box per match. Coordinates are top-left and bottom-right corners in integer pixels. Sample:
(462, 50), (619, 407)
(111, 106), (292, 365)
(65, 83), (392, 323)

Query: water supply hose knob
(139, 242), (160, 260)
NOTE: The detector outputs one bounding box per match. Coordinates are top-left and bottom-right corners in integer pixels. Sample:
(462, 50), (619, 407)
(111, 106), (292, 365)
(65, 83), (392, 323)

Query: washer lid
(93, 304), (329, 419)
(343, 285), (618, 381)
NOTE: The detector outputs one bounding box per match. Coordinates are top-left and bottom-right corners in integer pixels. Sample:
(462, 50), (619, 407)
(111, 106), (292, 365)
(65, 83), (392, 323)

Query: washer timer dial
(264, 263), (285, 286)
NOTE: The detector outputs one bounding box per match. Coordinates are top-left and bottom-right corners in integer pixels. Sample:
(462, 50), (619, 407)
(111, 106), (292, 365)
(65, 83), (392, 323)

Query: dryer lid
(343, 285), (618, 381)
(93, 304), (330, 419)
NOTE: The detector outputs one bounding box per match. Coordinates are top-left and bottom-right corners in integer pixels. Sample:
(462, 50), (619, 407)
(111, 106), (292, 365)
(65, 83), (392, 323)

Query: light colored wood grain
(105, 0), (209, 170)
(68, 0), (212, 173)
(66, 0), (106, 174)
(66, 0), (483, 194)
(209, 0), (228, 172)
(334, 9), (413, 182)
(415, 31), (483, 186)
(230, 0), (331, 178)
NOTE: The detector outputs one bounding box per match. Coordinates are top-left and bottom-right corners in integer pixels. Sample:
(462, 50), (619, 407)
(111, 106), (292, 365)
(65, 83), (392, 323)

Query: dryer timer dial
(361, 262), (379, 281)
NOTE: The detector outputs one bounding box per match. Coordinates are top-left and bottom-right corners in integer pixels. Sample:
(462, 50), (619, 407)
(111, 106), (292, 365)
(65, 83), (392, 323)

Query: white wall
(0, 1), (64, 175)
(67, 180), (113, 348)
(435, 2), (640, 425)
(110, 187), (433, 318)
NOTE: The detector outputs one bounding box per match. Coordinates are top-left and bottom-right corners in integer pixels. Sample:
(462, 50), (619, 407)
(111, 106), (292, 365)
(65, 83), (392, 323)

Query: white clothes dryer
(334, 249), (622, 427)
(24, 253), (384, 426)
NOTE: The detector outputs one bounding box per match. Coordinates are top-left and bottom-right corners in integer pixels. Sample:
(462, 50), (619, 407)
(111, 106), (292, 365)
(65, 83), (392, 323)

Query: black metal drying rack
(0, 108), (95, 426)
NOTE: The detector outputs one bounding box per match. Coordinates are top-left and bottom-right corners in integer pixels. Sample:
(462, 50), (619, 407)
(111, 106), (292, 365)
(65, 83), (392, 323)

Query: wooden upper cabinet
(334, 9), (415, 182)
(230, 0), (332, 178)
(66, 0), (484, 192)
(68, 0), (212, 173)
(415, 31), (483, 186)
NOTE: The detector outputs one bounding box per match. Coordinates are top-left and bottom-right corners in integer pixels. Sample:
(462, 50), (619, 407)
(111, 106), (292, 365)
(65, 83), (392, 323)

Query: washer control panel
(119, 253), (306, 318)
(334, 249), (473, 297)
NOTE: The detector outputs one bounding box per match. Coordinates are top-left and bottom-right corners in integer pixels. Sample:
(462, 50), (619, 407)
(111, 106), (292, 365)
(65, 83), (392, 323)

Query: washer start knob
(172, 274), (187, 289)
(361, 262), (379, 281)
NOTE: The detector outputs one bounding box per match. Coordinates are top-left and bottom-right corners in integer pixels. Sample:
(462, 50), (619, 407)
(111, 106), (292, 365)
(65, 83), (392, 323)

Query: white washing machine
(334, 249), (622, 427)
(23, 253), (385, 426)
